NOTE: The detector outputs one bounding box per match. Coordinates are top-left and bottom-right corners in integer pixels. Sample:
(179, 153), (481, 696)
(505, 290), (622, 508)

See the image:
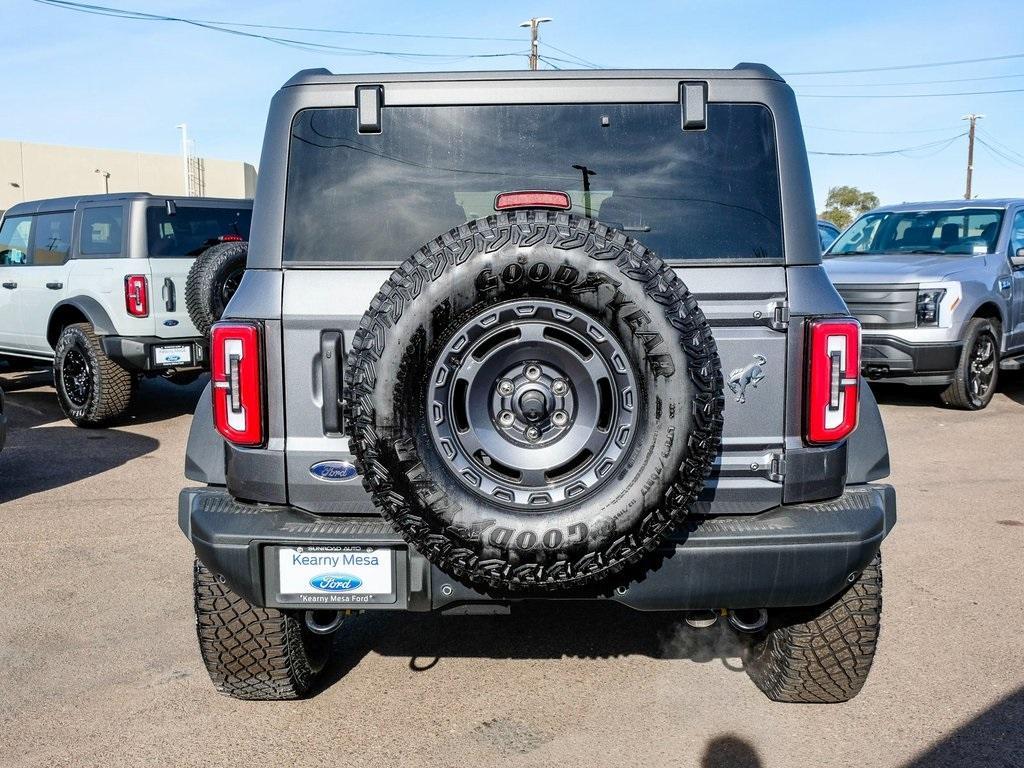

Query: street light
(519, 17), (552, 71)
(94, 168), (111, 194)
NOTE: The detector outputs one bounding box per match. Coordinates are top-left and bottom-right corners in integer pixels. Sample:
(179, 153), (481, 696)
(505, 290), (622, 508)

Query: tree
(819, 186), (880, 230)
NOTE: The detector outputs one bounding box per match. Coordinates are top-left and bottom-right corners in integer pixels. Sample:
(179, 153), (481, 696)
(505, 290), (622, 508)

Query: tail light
(806, 318), (861, 445)
(125, 275), (149, 317)
(494, 190), (572, 211)
(211, 321), (264, 446)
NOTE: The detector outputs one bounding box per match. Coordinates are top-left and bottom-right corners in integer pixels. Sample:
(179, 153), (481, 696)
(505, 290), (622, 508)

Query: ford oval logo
(309, 573), (363, 592)
(309, 460), (358, 482)
(163, 319), (179, 327)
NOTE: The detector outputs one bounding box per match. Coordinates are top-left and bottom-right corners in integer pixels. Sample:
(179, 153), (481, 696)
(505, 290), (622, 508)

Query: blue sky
(3, 0), (1024, 209)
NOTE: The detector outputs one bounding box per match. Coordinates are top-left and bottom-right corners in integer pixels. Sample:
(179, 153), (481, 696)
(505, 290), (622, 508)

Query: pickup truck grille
(834, 283), (918, 329)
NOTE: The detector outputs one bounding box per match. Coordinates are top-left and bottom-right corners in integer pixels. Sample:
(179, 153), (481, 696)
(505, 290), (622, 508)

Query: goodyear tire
(185, 241), (248, 336)
(53, 322), (135, 426)
(348, 211), (723, 594)
(193, 559), (329, 700)
(745, 554), (883, 703)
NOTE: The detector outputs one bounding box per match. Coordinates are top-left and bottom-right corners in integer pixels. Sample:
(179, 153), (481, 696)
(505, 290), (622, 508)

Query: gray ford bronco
(179, 66), (896, 703)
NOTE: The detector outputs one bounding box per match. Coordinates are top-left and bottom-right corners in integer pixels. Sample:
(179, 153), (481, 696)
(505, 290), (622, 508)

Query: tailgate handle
(162, 278), (176, 312)
(2, 282), (16, 289)
(320, 330), (345, 435)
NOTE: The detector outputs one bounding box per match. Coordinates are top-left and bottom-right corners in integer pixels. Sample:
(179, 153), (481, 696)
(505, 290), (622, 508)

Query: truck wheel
(744, 553), (882, 703)
(185, 241), (248, 336)
(941, 317), (999, 410)
(53, 323), (134, 426)
(349, 211), (724, 594)
(193, 558), (330, 701)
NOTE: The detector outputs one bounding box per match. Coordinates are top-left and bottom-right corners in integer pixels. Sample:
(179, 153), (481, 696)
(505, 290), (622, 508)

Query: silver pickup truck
(824, 199), (1024, 409)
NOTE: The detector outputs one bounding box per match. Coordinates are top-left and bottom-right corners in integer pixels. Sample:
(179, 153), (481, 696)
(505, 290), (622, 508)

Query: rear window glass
(284, 103), (782, 264)
(146, 205), (252, 258)
(80, 206), (124, 256)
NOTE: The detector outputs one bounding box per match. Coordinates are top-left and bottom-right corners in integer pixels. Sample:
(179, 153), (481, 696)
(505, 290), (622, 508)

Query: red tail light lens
(806, 318), (861, 445)
(211, 321), (264, 446)
(494, 190), (572, 211)
(219, 233), (244, 242)
(124, 275), (149, 317)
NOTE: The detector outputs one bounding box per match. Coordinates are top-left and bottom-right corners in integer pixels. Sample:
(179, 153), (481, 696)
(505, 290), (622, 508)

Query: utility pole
(962, 113), (984, 200)
(572, 164), (596, 217)
(519, 17), (552, 70)
(176, 123), (190, 196)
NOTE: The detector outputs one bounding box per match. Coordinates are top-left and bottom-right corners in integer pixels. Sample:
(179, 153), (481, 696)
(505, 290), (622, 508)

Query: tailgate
(281, 266), (788, 516)
(147, 257), (200, 338)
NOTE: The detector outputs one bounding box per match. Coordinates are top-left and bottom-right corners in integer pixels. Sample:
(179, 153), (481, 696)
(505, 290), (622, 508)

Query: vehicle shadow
(315, 601), (749, 693)
(0, 373), (204, 503)
(871, 370), (1024, 408)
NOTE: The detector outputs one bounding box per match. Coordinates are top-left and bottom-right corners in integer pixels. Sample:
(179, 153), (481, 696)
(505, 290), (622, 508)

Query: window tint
(0, 216), (33, 265)
(828, 209), (1003, 256)
(79, 206), (124, 256)
(32, 211), (74, 265)
(284, 103), (783, 263)
(146, 205), (252, 257)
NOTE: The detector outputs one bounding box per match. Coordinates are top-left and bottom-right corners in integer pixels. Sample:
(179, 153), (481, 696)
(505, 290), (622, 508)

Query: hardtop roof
(4, 193), (253, 216)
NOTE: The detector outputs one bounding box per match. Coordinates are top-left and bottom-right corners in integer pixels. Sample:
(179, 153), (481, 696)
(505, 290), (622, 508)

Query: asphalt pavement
(0, 367), (1021, 768)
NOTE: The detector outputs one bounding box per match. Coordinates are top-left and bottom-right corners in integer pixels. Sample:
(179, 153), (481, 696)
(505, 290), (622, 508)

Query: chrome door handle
(1, 282), (16, 289)
(46, 282), (64, 290)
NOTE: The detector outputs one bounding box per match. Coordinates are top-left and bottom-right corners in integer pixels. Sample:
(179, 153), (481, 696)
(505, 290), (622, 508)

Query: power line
(807, 134), (967, 157)
(974, 136), (1024, 169)
(798, 88), (1024, 99)
(804, 124), (964, 135)
(542, 42), (602, 69)
(783, 51), (1024, 76)
(792, 72), (1024, 88)
(31, 0), (529, 61)
(975, 128), (1024, 163)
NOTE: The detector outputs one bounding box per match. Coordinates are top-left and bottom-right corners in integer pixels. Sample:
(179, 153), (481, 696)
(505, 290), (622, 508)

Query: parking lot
(0, 369), (1021, 768)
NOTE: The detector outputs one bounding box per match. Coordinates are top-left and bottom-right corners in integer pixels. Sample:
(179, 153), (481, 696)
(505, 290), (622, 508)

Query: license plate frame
(153, 344), (193, 367)
(266, 545), (397, 606)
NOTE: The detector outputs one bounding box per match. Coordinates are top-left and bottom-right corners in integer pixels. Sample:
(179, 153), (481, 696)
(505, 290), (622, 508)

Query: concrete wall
(0, 140), (257, 211)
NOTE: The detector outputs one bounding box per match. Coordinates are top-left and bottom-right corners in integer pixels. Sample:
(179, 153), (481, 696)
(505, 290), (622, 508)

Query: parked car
(824, 199), (1024, 409)
(0, 193), (252, 425)
(817, 219), (841, 251)
(179, 65), (895, 704)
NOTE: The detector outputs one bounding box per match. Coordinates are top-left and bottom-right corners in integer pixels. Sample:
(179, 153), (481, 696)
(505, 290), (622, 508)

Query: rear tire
(941, 317), (999, 410)
(185, 241), (248, 336)
(193, 559), (330, 701)
(53, 323), (134, 426)
(744, 554), (883, 703)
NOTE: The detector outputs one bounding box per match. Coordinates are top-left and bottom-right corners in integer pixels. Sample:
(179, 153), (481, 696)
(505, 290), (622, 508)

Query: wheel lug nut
(551, 410), (568, 427)
(552, 379), (568, 396)
(497, 379), (514, 396)
(525, 364), (541, 381)
(498, 410), (515, 427)
(525, 426), (541, 441)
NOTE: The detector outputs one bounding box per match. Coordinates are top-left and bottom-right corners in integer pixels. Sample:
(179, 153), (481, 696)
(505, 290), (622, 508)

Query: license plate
(273, 546), (395, 605)
(153, 345), (192, 366)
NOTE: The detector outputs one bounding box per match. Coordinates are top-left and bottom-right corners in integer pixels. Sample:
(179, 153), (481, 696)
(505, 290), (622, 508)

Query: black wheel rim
(427, 299), (638, 508)
(221, 267), (245, 305)
(62, 347), (93, 407)
(968, 332), (996, 404)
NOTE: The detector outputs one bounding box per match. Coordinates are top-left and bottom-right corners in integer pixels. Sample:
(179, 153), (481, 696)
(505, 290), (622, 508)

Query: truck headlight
(916, 289), (946, 327)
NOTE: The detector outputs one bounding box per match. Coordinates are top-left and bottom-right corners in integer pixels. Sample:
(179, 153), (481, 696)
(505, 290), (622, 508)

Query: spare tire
(348, 211), (723, 593)
(184, 241), (248, 336)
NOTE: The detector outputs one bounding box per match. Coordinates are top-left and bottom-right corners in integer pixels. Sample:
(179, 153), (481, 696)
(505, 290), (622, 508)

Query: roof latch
(680, 81), (708, 131)
(356, 84), (384, 134)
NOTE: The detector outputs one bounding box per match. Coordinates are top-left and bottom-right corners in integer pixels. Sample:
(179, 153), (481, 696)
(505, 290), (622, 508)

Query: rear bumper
(179, 484), (897, 612)
(101, 335), (208, 372)
(861, 334), (962, 384)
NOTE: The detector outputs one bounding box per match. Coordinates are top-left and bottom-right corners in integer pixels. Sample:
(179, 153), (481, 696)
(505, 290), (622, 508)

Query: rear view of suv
(180, 66), (896, 703)
(0, 193), (252, 425)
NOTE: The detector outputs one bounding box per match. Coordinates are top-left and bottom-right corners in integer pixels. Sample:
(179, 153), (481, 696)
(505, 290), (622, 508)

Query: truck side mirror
(1012, 247), (1024, 268)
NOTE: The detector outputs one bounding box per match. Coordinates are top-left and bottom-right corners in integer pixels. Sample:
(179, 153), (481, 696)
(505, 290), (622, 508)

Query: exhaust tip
(304, 610), (344, 635)
(728, 608), (768, 633)
(684, 609), (719, 629)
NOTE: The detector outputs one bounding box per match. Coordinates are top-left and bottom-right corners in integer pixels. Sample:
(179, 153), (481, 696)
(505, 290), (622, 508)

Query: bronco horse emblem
(727, 354), (767, 403)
